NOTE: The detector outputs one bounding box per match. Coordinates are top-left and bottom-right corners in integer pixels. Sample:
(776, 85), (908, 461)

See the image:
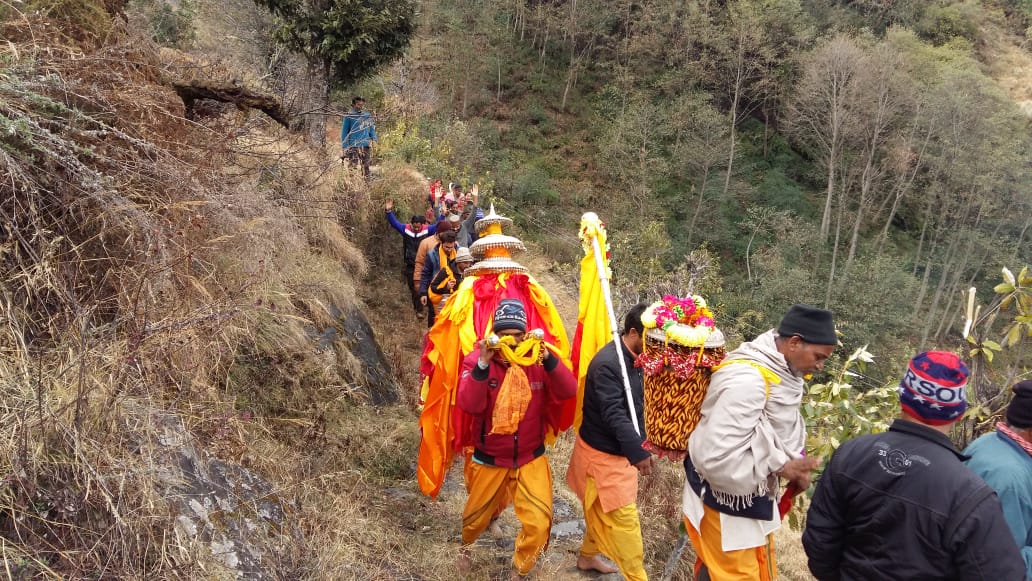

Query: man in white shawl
(683, 304), (836, 580)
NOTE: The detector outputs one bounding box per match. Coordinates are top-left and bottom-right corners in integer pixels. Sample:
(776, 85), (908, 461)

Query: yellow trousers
(462, 455), (553, 575)
(684, 506), (776, 581)
(580, 477), (648, 581)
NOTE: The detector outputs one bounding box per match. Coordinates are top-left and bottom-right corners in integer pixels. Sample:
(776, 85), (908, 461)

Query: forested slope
(375, 0), (1032, 392)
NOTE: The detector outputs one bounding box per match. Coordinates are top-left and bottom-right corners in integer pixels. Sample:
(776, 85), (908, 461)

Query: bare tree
(842, 43), (908, 273)
(667, 94), (730, 248)
(785, 35), (864, 243)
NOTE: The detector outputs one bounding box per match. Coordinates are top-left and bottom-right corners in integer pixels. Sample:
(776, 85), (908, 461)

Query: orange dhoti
(684, 504), (777, 581)
(566, 435), (647, 581)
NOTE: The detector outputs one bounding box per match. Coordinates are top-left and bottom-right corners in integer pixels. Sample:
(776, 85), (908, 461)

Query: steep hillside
(0, 4), (429, 578)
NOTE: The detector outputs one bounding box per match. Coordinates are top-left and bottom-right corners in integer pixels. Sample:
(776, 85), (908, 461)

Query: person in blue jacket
(965, 379), (1032, 579)
(341, 96), (377, 177)
(385, 198), (437, 315)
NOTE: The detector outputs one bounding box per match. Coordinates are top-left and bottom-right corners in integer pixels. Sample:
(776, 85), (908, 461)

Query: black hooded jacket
(803, 419), (1027, 581)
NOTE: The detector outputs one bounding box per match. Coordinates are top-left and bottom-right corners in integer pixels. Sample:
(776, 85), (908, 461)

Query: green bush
(128, 0), (196, 48)
(151, 2), (195, 47)
(25, 0), (112, 47)
(512, 164), (559, 206)
(915, 2), (980, 46)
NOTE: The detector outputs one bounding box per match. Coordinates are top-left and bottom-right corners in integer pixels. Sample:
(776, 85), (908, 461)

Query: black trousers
(403, 264), (421, 311)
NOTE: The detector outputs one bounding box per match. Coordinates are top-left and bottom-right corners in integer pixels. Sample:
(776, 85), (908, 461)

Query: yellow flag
(570, 213), (613, 431)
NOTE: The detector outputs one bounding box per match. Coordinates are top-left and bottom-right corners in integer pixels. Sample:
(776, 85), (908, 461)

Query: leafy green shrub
(150, 1), (195, 47)
(804, 346), (898, 459)
(25, 0), (112, 47)
(785, 344), (899, 528)
(518, 102), (554, 136)
(129, 0), (196, 48)
(915, 2), (980, 46)
(378, 119), (453, 181)
(512, 163), (559, 206)
(1000, 0), (1032, 31)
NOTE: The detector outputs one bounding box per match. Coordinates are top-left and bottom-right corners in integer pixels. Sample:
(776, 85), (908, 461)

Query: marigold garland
(490, 332), (560, 367)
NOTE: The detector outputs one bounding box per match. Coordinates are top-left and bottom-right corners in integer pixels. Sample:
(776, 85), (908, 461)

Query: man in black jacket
(803, 351), (1026, 581)
(565, 303), (654, 580)
(384, 198), (437, 314)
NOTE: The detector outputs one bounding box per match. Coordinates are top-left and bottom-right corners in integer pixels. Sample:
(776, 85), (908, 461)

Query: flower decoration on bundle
(640, 295), (716, 347)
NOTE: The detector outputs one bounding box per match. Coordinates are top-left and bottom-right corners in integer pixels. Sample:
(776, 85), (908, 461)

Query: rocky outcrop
(153, 415), (303, 579)
(309, 304), (399, 405)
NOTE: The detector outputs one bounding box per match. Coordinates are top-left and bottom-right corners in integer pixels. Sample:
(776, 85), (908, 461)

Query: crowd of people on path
(359, 91), (1032, 580)
(385, 180), (484, 328)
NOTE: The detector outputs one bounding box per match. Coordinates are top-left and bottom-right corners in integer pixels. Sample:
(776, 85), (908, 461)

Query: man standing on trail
(427, 246), (473, 315)
(385, 198), (437, 315)
(684, 304), (834, 581)
(566, 303), (653, 580)
(456, 299), (577, 579)
(340, 96), (376, 177)
(964, 379), (1032, 579)
(418, 229), (458, 328)
(803, 352), (1025, 580)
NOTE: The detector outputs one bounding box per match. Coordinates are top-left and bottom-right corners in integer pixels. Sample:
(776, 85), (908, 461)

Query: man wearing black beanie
(965, 379), (1032, 578)
(684, 304), (836, 580)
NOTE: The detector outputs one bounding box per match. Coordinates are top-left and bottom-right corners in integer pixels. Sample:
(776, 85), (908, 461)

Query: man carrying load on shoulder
(684, 304), (834, 581)
(566, 302), (654, 580)
(456, 299), (577, 579)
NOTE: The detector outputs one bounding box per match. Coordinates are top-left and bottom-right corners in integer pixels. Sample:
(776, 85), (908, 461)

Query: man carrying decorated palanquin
(566, 302), (654, 580)
(456, 298), (577, 579)
(684, 304), (834, 581)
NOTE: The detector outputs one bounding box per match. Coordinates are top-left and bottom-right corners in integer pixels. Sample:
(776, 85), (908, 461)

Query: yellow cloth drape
(571, 214), (613, 431)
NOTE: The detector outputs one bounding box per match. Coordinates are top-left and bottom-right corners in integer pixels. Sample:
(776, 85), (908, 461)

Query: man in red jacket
(457, 298), (577, 579)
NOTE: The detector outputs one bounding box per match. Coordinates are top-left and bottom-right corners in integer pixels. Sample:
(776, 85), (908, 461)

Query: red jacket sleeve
(543, 354), (577, 401)
(457, 350), (490, 415)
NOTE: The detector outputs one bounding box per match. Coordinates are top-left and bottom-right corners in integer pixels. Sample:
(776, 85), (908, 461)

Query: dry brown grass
(0, 3), (396, 577)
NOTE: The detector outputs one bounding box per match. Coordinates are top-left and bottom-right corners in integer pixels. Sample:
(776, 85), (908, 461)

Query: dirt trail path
(360, 211), (631, 579)
(358, 181), (826, 579)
